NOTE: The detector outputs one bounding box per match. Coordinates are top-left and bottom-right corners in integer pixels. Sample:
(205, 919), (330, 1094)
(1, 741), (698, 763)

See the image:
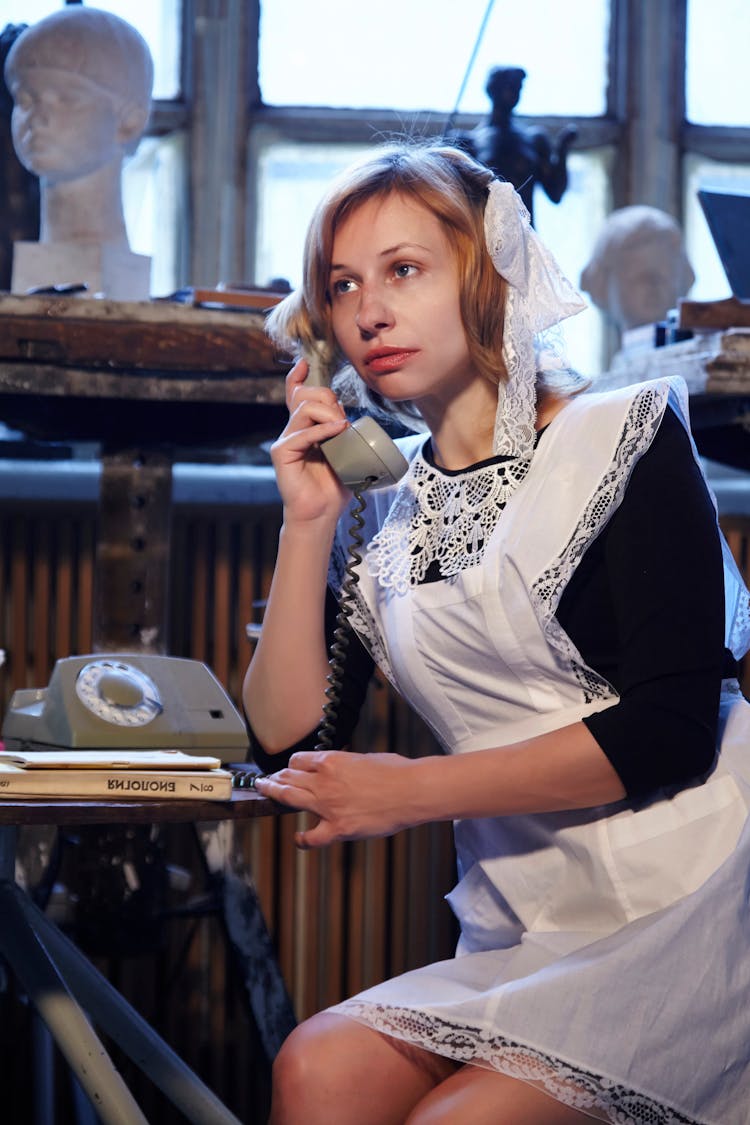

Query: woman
(243, 142), (750, 1124)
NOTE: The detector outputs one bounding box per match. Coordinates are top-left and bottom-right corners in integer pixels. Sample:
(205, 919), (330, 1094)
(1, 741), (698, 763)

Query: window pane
(260, 0), (608, 117)
(536, 150), (612, 378)
(254, 141), (608, 379)
(81, 0), (182, 100)
(1, 1), (182, 101)
(2, 1), (59, 24)
(123, 132), (186, 296)
(686, 0), (750, 125)
(683, 155), (750, 300)
(254, 141), (372, 291)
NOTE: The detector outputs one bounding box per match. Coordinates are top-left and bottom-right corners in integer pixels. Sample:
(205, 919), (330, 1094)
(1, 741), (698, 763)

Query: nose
(355, 288), (393, 338)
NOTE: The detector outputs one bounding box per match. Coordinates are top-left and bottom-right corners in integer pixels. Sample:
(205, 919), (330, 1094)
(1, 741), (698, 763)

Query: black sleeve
(249, 586), (375, 770)
(558, 405), (727, 798)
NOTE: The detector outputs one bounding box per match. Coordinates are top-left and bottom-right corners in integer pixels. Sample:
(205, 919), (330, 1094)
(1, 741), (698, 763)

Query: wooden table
(0, 790), (293, 1125)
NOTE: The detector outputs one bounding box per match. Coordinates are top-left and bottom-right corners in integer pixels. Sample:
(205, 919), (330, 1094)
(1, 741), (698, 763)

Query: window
(683, 0), (750, 303)
(686, 0), (750, 127)
(4, 2), (749, 376)
(254, 0), (612, 376)
(259, 0), (609, 117)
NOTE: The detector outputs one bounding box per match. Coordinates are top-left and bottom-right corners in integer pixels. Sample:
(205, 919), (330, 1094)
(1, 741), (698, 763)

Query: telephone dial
(304, 341), (408, 490)
(1, 654), (249, 763)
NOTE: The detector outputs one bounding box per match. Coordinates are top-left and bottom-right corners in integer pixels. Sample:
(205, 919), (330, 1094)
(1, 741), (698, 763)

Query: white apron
(328, 378), (750, 1125)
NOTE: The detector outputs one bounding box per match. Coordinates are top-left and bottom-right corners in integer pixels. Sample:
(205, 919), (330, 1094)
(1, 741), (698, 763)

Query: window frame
(11, 2), (750, 302)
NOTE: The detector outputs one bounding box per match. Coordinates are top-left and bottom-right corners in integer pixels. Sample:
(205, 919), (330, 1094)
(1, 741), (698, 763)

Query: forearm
(404, 722), (626, 826)
(256, 721), (628, 848)
(243, 519), (336, 752)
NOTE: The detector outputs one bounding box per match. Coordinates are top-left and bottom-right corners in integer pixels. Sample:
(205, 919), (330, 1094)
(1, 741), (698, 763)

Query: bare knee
(271, 1013), (342, 1111)
(270, 1012), (455, 1125)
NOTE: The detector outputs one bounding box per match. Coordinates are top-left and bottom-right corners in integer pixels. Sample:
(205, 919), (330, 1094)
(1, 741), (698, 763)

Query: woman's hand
(271, 359), (351, 525)
(253, 750), (418, 848)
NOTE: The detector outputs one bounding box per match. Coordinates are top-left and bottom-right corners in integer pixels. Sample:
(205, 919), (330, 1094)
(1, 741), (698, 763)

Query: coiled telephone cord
(236, 482), (373, 789)
(315, 482), (372, 752)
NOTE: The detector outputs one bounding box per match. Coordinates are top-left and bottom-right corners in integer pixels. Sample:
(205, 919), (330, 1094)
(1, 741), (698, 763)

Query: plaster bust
(4, 7), (154, 298)
(580, 206), (695, 334)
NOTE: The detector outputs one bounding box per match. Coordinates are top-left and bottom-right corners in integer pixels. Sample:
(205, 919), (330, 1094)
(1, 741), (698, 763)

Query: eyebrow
(329, 242), (432, 272)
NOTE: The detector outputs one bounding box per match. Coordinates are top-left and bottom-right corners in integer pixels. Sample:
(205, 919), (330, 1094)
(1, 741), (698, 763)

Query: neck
(423, 386), (571, 471)
(418, 380), (496, 470)
(536, 390), (569, 430)
(488, 105), (513, 127)
(40, 159), (129, 246)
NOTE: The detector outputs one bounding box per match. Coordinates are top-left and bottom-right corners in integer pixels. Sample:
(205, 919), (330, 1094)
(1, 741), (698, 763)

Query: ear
(117, 101), (150, 154)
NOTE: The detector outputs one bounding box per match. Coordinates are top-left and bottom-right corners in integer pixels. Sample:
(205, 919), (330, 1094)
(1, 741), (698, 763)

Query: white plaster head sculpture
(580, 205), (695, 333)
(4, 6), (153, 247)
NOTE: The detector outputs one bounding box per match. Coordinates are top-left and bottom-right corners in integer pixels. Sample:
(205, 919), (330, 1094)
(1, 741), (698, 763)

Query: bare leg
(269, 1012), (459, 1125)
(406, 1065), (599, 1125)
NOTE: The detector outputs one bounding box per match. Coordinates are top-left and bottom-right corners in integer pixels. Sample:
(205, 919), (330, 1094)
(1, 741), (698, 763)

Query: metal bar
(11, 885), (242, 1125)
(0, 880), (149, 1125)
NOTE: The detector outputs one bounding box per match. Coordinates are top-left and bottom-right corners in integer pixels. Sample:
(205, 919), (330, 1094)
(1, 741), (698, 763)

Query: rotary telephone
(303, 341), (408, 490)
(1, 654), (249, 763)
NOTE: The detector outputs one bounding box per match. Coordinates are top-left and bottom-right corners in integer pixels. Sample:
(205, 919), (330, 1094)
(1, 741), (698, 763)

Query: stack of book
(0, 748), (235, 801)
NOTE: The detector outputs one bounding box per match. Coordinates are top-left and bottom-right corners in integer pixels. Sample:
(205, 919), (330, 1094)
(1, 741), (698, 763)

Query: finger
(277, 418), (348, 453)
(287, 362), (344, 410)
(252, 772), (306, 808)
(284, 358), (309, 409)
(286, 361), (341, 412)
(284, 394), (348, 439)
(288, 750), (330, 771)
(253, 769), (320, 809)
(295, 819), (336, 850)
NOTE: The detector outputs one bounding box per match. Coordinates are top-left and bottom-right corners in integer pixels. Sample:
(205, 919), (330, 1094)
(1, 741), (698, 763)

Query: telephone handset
(303, 342), (408, 490)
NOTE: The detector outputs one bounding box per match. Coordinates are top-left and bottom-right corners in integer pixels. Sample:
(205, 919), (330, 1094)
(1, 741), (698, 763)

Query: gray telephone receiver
(304, 341), (408, 490)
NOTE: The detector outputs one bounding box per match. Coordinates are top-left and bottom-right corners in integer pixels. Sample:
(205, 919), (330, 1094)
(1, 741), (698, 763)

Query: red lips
(364, 347), (418, 373)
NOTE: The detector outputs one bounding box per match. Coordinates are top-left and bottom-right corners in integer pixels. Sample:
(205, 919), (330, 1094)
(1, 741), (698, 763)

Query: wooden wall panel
(0, 493), (457, 1122)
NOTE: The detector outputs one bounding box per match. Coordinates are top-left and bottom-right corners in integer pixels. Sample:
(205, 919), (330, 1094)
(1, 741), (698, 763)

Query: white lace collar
(366, 441), (532, 593)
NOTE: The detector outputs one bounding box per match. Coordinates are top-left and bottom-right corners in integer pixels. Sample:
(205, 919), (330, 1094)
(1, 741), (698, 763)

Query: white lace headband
(483, 179), (586, 457)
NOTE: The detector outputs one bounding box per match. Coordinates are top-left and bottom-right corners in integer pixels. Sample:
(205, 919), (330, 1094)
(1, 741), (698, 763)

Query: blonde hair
(267, 140), (583, 421)
(267, 143), (506, 418)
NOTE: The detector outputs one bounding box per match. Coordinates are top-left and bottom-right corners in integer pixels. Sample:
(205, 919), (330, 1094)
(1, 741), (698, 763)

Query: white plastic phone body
(1, 654), (249, 762)
(304, 345), (408, 490)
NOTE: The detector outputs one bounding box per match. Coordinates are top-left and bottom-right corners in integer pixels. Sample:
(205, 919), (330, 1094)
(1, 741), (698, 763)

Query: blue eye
(332, 278), (357, 296)
(394, 263), (417, 279)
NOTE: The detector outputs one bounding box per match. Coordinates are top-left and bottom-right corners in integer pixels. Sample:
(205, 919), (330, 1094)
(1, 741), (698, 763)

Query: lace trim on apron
(338, 1001), (699, 1125)
(330, 383), (669, 693)
(367, 443), (532, 593)
(530, 382), (666, 703)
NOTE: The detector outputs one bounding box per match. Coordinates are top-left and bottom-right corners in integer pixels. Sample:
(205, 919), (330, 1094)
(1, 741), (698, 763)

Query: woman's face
(328, 192), (481, 411)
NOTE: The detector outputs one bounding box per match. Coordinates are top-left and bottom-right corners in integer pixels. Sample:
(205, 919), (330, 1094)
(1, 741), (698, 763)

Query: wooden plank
(54, 520), (74, 660)
(190, 519), (210, 661)
(32, 520), (51, 687)
(10, 516), (28, 692)
(0, 293), (285, 375)
(77, 520), (95, 654)
(212, 519), (232, 687)
(319, 841), (346, 1014)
